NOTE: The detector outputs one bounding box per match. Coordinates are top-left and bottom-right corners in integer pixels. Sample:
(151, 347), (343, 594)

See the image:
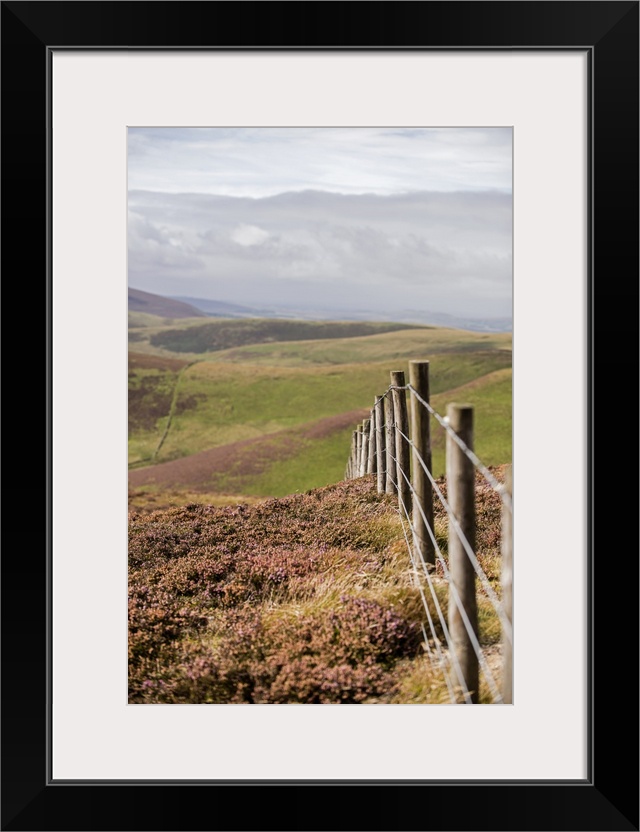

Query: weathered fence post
(367, 410), (376, 475)
(447, 403), (478, 703)
(391, 371), (411, 515)
(374, 395), (386, 494)
(360, 419), (370, 476)
(384, 393), (397, 494)
(352, 429), (359, 478)
(348, 430), (357, 479)
(409, 361), (435, 568)
(355, 428), (362, 478)
(501, 465), (513, 704)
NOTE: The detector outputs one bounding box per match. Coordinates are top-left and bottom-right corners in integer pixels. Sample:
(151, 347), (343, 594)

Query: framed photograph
(3, 2), (637, 830)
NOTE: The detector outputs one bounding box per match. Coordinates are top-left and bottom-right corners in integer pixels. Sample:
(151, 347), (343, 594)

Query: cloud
(128, 210), (205, 275)
(127, 126), (512, 197)
(128, 189), (512, 318)
(231, 224), (270, 247)
(127, 127), (512, 317)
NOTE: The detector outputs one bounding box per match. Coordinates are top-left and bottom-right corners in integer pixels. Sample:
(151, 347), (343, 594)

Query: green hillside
(128, 319), (512, 504)
(129, 350), (511, 467)
(212, 327), (512, 366)
(244, 367), (512, 496)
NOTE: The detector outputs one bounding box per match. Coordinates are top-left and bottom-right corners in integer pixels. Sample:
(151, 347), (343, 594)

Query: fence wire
(378, 384), (512, 512)
(395, 426), (512, 645)
(346, 371), (512, 704)
(393, 453), (504, 703)
(396, 507), (459, 703)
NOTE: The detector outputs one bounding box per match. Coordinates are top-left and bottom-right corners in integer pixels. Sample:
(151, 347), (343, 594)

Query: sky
(128, 127), (512, 320)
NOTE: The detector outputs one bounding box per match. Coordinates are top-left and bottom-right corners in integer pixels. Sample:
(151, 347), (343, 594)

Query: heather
(129, 472), (506, 704)
(147, 318), (421, 354)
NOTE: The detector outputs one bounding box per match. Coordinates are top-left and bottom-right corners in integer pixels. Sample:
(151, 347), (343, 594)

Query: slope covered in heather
(129, 287), (206, 319)
(129, 473), (507, 704)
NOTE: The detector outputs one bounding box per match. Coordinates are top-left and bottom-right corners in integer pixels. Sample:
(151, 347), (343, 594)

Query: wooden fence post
(391, 371), (411, 515)
(374, 395), (386, 493)
(350, 430), (357, 479)
(355, 428), (362, 478)
(446, 403), (478, 703)
(409, 361), (435, 567)
(360, 419), (370, 476)
(352, 429), (359, 478)
(501, 465), (513, 704)
(384, 393), (397, 494)
(367, 410), (376, 475)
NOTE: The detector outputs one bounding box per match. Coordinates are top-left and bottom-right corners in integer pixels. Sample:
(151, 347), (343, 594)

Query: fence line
(396, 505), (469, 703)
(345, 361), (512, 704)
(393, 451), (502, 703)
(395, 424), (512, 643)
(396, 484), (475, 703)
(407, 382), (512, 511)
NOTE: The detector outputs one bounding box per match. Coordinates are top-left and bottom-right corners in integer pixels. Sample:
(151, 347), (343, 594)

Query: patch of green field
(128, 319), (511, 366)
(166, 367), (512, 500)
(128, 321), (512, 505)
(198, 427), (353, 499)
(150, 352), (511, 464)
(430, 368), (512, 477)
(128, 311), (204, 329)
(147, 318), (425, 354)
(245, 368), (511, 496)
(128, 311), (167, 329)
(242, 426), (355, 498)
(210, 327), (512, 367)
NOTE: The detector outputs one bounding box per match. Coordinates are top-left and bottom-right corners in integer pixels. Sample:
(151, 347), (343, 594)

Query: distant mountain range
(171, 296), (259, 317)
(172, 294), (512, 333)
(128, 287), (510, 333)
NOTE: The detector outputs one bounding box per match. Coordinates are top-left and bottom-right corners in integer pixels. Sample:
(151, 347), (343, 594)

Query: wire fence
(345, 361), (513, 704)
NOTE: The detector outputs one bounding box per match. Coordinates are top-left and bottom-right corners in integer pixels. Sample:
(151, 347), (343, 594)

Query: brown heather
(128, 470), (507, 704)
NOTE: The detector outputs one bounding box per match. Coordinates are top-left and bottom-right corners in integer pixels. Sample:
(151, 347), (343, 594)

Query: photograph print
(127, 126), (513, 705)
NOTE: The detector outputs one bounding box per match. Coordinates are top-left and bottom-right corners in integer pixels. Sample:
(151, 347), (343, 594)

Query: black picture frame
(2, 2), (638, 830)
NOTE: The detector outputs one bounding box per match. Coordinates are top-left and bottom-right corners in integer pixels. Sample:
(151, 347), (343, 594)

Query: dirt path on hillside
(128, 408), (369, 492)
(151, 361), (199, 462)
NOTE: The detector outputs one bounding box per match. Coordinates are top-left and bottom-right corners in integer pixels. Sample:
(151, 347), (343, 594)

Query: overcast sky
(128, 127), (512, 319)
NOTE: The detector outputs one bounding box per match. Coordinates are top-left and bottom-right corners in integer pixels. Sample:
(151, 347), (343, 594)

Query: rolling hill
(128, 316), (512, 506)
(129, 287), (206, 319)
